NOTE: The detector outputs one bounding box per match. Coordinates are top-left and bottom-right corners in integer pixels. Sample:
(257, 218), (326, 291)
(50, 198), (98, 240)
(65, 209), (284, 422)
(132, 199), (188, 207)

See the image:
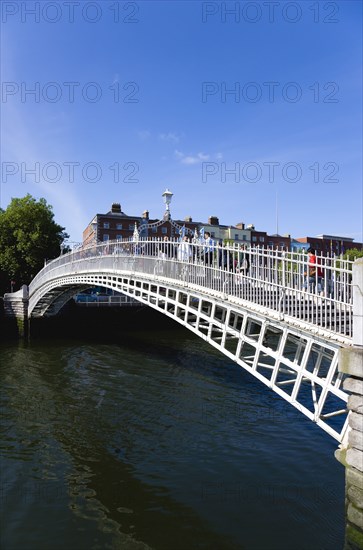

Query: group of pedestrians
(93, 235), (329, 296)
(158, 232), (221, 266)
(157, 233), (250, 279)
(157, 237), (325, 294)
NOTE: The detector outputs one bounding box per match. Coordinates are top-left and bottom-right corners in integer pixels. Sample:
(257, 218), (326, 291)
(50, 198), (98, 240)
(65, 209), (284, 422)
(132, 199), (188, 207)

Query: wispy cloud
(159, 132), (183, 144)
(174, 149), (210, 165)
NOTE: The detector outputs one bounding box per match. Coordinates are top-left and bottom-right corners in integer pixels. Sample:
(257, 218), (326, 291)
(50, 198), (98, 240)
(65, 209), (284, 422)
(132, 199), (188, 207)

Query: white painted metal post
(352, 258), (363, 347)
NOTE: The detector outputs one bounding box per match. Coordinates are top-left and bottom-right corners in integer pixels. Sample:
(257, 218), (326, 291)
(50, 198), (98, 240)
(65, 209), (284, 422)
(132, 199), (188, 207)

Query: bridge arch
(27, 248), (350, 445)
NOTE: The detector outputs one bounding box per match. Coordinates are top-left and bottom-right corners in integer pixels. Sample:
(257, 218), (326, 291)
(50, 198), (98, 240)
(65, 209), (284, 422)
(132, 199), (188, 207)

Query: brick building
(295, 235), (363, 255)
(83, 203), (202, 245)
(83, 205), (255, 246)
(82, 202), (362, 254)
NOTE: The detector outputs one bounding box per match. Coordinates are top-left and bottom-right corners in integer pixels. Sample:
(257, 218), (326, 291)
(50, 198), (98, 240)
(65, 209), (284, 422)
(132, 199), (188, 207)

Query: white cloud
(183, 153), (210, 165)
(174, 150), (210, 165)
(174, 149), (184, 160)
(159, 132), (182, 144)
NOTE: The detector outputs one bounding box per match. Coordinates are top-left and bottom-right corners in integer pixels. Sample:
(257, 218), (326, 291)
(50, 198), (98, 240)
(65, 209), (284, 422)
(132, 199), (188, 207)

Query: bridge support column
(336, 258), (363, 550)
(3, 285), (29, 337)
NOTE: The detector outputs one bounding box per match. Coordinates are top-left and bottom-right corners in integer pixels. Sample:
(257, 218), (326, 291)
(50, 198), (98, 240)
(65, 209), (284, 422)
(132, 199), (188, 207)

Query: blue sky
(1, 0), (362, 244)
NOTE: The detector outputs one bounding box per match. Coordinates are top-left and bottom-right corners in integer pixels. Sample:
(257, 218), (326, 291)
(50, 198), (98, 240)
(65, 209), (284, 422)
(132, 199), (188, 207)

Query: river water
(0, 308), (344, 550)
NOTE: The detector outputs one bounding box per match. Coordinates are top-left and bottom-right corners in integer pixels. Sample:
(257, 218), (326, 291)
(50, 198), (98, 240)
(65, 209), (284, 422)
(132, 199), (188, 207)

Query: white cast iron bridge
(17, 239), (362, 445)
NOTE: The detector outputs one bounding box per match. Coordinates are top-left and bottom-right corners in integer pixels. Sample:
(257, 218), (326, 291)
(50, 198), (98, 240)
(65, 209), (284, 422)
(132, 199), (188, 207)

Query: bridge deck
(29, 239), (354, 343)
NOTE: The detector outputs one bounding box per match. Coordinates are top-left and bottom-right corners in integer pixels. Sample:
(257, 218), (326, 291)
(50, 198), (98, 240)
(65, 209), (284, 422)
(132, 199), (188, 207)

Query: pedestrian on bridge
(304, 248), (324, 294)
(177, 236), (192, 262)
(203, 232), (215, 266)
(217, 241), (232, 271)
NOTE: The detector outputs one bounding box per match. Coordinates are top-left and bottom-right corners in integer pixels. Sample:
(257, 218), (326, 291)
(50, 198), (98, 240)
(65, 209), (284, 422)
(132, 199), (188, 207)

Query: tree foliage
(343, 248), (363, 261)
(0, 194), (69, 293)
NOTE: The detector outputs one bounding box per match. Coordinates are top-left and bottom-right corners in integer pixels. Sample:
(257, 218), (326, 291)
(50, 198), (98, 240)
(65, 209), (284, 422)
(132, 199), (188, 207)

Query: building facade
(83, 203), (363, 254)
(83, 203), (202, 245)
(295, 235), (362, 255)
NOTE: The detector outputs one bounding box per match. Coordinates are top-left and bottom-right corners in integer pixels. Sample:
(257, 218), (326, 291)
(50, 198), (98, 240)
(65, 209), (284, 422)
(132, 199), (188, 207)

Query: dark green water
(0, 309), (344, 549)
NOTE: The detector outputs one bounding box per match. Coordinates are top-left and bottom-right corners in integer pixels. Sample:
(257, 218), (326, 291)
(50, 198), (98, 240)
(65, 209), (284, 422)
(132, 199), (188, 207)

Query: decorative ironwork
(140, 218), (166, 230)
(135, 215), (195, 238)
(170, 219), (195, 237)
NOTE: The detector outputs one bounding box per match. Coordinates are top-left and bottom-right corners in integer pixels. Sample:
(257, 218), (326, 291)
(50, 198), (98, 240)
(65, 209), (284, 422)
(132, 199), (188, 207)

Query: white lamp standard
(162, 188), (173, 220)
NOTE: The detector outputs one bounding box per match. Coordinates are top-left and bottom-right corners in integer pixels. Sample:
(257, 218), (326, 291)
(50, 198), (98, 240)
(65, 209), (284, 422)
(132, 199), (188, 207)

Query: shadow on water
(29, 302), (178, 340)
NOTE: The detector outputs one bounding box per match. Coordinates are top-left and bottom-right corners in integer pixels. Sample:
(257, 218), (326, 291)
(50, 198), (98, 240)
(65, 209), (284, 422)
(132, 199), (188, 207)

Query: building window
(259, 237), (264, 243)
(128, 224), (134, 231)
(242, 235), (247, 241)
(103, 234), (109, 241)
(162, 227), (167, 234)
(116, 223), (122, 230)
(103, 222), (110, 229)
(268, 241), (273, 247)
(252, 236), (257, 242)
(116, 234), (122, 240)
(234, 234), (239, 240)
(211, 232), (215, 238)
(152, 227), (157, 233)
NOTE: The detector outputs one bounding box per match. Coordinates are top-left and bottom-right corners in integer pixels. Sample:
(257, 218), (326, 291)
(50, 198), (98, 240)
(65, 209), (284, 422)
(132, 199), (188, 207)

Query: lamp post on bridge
(164, 189), (195, 238)
(134, 189), (194, 240)
(136, 189), (175, 238)
(162, 188), (173, 221)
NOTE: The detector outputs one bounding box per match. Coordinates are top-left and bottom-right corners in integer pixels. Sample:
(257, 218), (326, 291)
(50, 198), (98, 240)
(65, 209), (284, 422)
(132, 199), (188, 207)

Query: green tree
(0, 194), (69, 294)
(343, 248), (363, 261)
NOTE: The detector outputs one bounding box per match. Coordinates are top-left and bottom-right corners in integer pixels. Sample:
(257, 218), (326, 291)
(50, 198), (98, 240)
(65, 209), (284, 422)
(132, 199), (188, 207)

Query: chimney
(208, 216), (219, 226)
(111, 203), (121, 213)
(235, 222), (245, 230)
(184, 216), (192, 223)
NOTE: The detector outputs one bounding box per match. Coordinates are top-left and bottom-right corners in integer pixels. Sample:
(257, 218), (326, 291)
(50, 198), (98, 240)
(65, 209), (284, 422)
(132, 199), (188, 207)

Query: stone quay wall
(337, 259), (363, 550)
(3, 285), (29, 336)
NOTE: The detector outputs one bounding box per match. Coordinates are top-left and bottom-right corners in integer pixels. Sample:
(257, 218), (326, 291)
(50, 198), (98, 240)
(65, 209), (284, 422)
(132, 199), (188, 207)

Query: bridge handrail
(31, 238), (355, 293)
(29, 238), (355, 339)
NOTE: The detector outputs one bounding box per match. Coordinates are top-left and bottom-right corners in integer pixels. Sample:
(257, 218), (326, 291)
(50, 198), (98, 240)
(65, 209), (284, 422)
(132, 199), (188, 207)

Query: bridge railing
(29, 238), (355, 339)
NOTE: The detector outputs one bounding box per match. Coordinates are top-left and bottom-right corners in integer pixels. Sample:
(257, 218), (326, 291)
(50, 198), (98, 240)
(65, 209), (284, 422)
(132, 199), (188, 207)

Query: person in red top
(305, 248), (324, 293)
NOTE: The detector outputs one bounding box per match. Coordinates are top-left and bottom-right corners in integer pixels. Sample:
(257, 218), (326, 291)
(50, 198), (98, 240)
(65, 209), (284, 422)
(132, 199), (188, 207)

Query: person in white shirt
(203, 232), (215, 266)
(177, 236), (192, 262)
